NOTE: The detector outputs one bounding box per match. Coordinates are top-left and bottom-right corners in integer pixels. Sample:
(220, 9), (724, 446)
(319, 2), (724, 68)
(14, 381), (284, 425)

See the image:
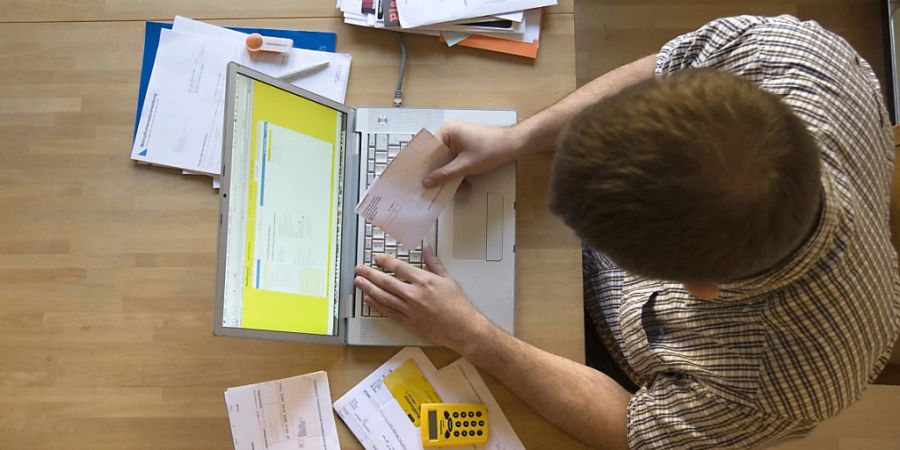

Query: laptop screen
(221, 72), (348, 336)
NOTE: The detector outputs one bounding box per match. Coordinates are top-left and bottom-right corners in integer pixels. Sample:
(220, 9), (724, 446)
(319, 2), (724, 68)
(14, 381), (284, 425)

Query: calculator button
(454, 431), (460, 437)
(455, 421), (461, 427)
(476, 411), (482, 417)
(445, 430), (451, 439)
(477, 430), (483, 436)
(444, 411), (450, 420)
(462, 430), (468, 437)
(463, 421), (469, 427)
(479, 420), (485, 426)
(452, 412), (459, 418)
(468, 411), (474, 418)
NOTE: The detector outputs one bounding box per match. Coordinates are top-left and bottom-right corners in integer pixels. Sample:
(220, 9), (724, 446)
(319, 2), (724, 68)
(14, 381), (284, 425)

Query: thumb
(423, 158), (467, 189)
(422, 243), (448, 277)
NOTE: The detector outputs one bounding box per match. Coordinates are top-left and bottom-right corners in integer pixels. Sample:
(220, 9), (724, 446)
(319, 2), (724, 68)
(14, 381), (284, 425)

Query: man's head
(549, 69), (822, 287)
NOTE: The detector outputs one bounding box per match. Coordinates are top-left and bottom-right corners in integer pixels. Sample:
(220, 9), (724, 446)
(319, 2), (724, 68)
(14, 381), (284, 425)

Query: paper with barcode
(224, 371), (339, 450)
(355, 129), (463, 247)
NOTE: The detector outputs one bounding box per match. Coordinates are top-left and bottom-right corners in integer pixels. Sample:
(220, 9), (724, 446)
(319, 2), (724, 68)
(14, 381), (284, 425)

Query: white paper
(476, 8), (541, 44)
(333, 347), (525, 450)
(131, 18), (351, 174)
(355, 130), (463, 248)
(494, 12), (524, 22)
(333, 347), (440, 450)
(172, 17), (351, 104)
(225, 371), (340, 450)
(442, 31), (471, 47)
(395, 0), (555, 29)
(435, 359), (526, 450)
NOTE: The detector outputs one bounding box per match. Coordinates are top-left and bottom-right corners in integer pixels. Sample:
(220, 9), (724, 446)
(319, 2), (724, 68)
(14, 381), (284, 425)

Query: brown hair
(549, 69), (822, 282)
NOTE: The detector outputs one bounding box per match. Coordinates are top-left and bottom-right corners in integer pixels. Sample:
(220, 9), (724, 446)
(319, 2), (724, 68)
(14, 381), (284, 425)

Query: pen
(276, 61), (330, 80)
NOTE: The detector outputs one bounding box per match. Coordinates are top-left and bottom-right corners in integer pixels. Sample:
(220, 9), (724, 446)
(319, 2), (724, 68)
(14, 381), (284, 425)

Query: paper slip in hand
(225, 371), (339, 450)
(355, 129), (462, 248)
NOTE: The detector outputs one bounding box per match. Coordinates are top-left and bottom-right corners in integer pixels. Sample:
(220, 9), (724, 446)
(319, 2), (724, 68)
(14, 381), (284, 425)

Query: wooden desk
(0, 2), (583, 448)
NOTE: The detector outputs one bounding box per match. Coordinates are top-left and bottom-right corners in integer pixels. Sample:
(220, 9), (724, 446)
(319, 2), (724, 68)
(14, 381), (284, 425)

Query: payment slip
(224, 371), (339, 450)
(333, 347), (524, 450)
(355, 129), (463, 248)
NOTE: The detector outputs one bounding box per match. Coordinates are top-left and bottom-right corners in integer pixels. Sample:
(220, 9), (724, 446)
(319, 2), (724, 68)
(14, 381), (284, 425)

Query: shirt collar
(715, 169), (840, 301)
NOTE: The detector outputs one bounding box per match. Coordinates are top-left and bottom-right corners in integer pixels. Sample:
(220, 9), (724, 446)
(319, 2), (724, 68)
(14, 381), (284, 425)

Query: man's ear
(683, 282), (721, 300)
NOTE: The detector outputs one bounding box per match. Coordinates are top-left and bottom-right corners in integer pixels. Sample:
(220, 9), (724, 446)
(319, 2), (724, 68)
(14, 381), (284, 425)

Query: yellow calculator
(420, 403), (489, 447)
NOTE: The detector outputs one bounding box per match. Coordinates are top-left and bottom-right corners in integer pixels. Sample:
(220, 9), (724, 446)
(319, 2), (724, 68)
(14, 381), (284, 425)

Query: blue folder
(133, 21), (337, 139)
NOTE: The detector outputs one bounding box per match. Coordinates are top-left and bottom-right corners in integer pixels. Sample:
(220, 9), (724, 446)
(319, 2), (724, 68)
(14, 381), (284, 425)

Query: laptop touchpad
(453, 192), (503, 261)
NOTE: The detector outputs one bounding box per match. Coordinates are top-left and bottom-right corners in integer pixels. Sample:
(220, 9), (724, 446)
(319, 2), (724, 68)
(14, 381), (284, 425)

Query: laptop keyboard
(360, 133), (426, 317)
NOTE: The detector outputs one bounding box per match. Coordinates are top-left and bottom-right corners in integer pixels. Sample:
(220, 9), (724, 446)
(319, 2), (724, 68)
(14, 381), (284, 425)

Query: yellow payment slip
(333, 347), (524, 450)
(384, 359), (444, 426)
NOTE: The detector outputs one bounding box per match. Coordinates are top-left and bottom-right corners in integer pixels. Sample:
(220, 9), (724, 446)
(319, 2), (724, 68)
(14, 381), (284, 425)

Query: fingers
(374, 253), (426, 284)
(423, 158), (467, 189)
(426, 121), (467, 189)
(433, 120), (461, 147)
(454, 179), (472, 199)
(354, 276), (409, 318)
(364, 294), (406, 320)
(355, 263), (413, 298)
(422, 243), (448, 277)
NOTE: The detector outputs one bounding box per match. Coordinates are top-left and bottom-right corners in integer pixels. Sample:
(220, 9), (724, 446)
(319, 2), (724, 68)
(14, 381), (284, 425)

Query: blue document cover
(133, 21), (337, 138)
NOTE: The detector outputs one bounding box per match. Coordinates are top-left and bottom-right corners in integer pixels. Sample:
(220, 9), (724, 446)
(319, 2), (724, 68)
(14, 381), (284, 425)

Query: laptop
(213, 63), (517, 346)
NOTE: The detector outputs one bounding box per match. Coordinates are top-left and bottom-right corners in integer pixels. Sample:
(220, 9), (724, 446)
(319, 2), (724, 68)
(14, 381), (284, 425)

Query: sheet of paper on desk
(333, 347), (440, 449)
(225, 370), (340, 450)
(436, 359), (525, 450)
(395, 0), (556, 29)
(355, 129), (463, 248)
(333, 347), (525, 450)
(172, 16), (352, 102)
(131, 19), (351, 174)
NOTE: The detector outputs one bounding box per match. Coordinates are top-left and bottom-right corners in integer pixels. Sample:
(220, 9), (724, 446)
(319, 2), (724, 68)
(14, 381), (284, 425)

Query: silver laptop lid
(214, 63), (359, 344)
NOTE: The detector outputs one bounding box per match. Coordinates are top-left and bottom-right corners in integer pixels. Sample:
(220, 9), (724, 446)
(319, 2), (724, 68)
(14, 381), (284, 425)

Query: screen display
(221, 73), (347, 336)
(428, 410), (437, 440)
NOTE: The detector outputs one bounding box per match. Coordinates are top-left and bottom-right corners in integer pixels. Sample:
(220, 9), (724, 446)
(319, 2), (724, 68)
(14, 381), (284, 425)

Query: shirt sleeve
(655, 15), (770, 76)
(626, 374), (816, 450)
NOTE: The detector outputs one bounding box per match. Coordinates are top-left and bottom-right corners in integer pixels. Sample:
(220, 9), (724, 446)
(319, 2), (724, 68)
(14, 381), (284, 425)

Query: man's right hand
(423, 120), (523, 188)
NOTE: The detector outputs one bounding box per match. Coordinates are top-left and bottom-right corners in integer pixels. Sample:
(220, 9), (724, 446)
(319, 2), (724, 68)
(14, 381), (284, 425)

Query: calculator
(420, 402), (489, 447)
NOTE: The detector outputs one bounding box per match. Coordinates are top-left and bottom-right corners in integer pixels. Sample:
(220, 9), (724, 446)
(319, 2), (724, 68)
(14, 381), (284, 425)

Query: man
(354, 15), (900, 449)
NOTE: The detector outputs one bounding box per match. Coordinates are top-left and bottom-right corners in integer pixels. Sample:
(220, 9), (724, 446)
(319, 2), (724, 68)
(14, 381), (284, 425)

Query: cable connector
(394, 32), (407, 108)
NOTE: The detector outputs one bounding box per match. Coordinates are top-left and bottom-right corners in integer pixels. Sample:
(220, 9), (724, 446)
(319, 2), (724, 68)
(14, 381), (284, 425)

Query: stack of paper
(336, 0), (555, 59)
(130, 17), (352, 188)
(334, 347), (525, 450)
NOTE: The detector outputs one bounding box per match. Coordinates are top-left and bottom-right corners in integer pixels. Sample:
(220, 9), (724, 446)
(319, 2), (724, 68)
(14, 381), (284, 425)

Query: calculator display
(428, 410), (437, 439)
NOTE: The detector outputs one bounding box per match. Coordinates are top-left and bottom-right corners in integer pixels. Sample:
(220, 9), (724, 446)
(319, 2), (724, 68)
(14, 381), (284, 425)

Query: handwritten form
(355, 130), (463, 248)
(225, 371), (340, 450)
(333, 347), (525, 450)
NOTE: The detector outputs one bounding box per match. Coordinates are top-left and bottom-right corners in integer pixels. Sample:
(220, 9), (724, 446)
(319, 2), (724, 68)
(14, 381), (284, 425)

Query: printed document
(334, 347), (525, 450)
(355, 129), (463, 248)
(225, 371), (339, 450)
(131, 18), (351, 174)
(395, 0), (556, 28)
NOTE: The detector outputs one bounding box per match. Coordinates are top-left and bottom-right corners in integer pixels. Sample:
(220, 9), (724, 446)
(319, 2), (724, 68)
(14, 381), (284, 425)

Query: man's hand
(423, 121), (524, 189)
(353, 244), (489, 350)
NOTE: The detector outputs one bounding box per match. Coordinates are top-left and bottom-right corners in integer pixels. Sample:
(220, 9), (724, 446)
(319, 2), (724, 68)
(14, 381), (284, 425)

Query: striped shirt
(584, 15), (900, 449)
